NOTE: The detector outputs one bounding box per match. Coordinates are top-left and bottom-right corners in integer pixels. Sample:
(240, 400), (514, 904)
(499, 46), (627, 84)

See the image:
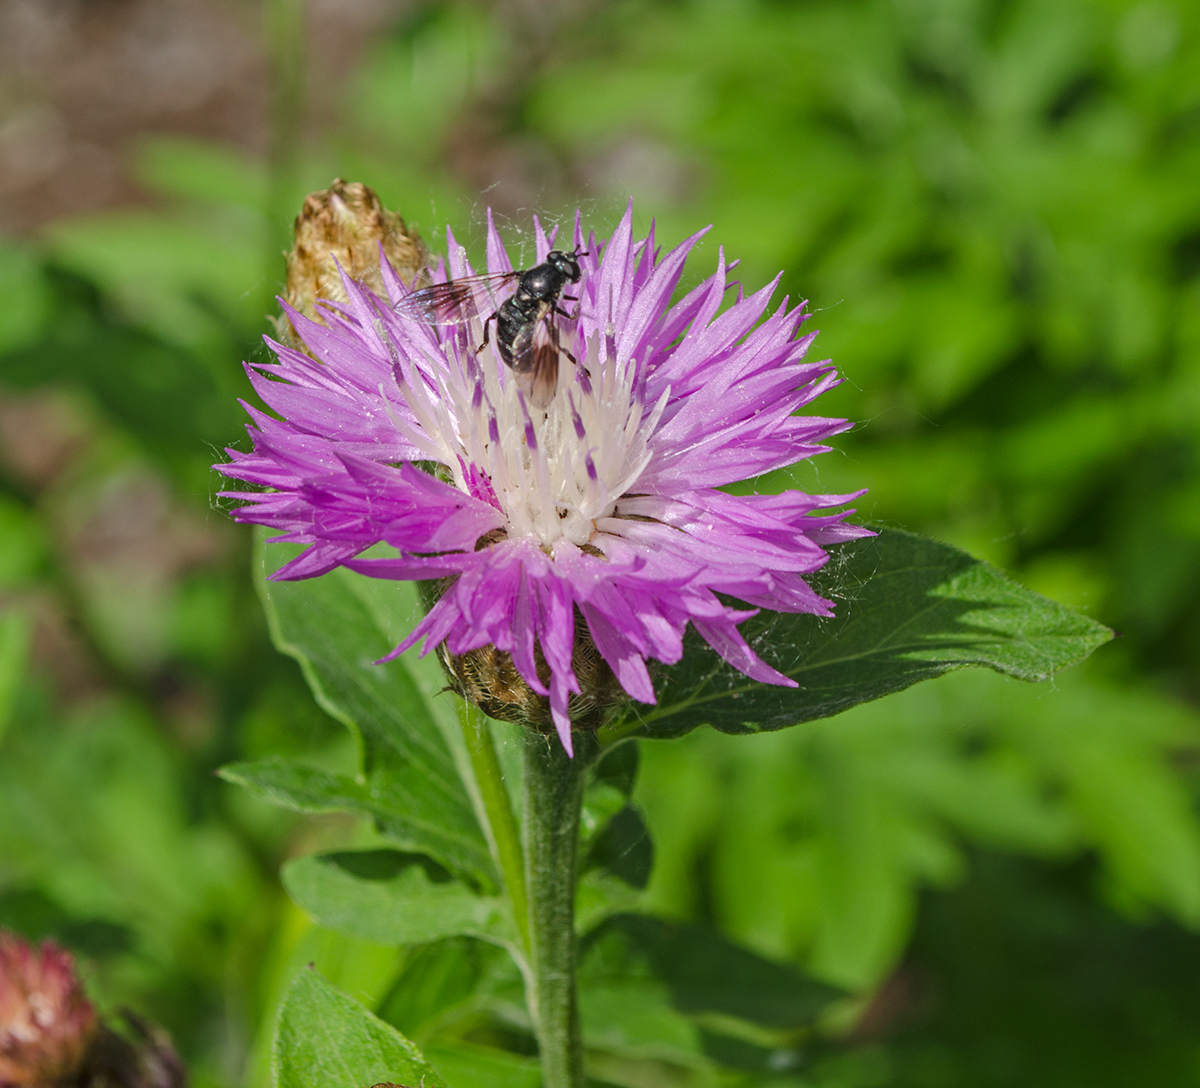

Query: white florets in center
(386, 333), (669, 549)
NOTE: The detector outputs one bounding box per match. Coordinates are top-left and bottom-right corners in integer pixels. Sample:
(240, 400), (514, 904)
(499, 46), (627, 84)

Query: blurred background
(1, 0), (1200, 1084)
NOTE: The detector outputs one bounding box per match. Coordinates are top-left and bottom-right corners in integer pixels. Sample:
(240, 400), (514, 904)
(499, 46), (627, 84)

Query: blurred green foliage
(2, 0), (1200, 1085)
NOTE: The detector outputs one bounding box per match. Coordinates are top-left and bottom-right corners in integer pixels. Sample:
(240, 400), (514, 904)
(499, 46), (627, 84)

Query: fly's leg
(545, 314), (577, 366)
(553, 296), (585, 326)
(473, 311), (498, 355)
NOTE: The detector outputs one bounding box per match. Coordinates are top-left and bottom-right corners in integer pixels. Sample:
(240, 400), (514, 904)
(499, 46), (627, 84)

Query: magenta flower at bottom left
(0, 932), (96, 1088)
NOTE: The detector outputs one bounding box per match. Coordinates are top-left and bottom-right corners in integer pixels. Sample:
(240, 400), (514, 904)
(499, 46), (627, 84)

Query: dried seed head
(281, 180), (426, 348)
(0, 932), (96, 1088)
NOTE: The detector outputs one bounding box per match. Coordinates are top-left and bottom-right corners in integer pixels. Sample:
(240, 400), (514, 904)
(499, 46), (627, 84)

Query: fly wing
(516, 344), (562, 410)
(392, 271), (519, 327)
(512, 306), (571, 409)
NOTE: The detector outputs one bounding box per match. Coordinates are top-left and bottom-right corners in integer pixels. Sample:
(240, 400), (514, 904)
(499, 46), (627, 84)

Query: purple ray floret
(218, 202), (871, 754)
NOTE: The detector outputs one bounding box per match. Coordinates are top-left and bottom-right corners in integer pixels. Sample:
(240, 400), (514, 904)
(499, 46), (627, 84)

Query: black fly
(393, 249), (584, 407)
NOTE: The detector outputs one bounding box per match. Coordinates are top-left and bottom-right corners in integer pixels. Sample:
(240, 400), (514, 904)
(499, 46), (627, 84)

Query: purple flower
(219, 202), (870, 754)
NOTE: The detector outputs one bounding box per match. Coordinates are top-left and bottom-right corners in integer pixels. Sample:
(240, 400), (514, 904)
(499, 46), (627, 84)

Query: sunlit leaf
(283, 849), (516, 949)
(250, 535), (494, 885)
(607, 529), (1113, 742)
(274, 969), (448, 1088)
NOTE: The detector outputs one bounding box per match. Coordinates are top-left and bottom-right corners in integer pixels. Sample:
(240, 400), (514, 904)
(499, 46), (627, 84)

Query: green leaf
(576, 870), (643, 937)
(0, 612), (30, 746)
(282, 850), (516, 949)
(580, 778), (627, 857)
(377, 937), (514, 1041)
(1002, 673), (1200, 926)
(252, 535), (493, 885)
(580, 981), (705, 1067)
(577, 913), (839, 1082)
(220, 757), (392, 820)
(577, 925), (711, 1079)
(425, 1043), (541, 1088)
(133, 135), (268, 211)
(0, 243), (50, 354)
(581, 739), (654, 888)
(585, 807), (654, 891)
(274, 968), (448, 1088)
(0, 499), (45, 588)
(46, 211), (266, 346)
(592, 742), (640, 798)
(607, 529), (1113, 741)
(0, 695), (260, 992)
(593, 914), (842, 1029)
(636, 666), (1200, 990)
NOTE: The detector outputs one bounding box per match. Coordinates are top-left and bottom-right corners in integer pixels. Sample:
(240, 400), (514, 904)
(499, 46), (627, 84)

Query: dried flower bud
(281, 180), (426, 347)
(0, 932), (96, 1088)
(85, 1014), (185, 1088)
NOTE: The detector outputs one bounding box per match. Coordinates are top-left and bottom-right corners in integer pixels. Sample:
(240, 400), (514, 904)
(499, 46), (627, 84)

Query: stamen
(568, 392), (586, 440)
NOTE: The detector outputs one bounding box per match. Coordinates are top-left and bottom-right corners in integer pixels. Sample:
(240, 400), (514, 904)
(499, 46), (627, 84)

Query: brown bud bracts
(281, 180), (426, 347)
(438, 632), (627, 735)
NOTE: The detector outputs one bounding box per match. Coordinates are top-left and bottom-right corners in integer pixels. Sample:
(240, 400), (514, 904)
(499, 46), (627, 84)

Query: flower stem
(459, 702), (529, 952)
(522, 732), (590, 1088)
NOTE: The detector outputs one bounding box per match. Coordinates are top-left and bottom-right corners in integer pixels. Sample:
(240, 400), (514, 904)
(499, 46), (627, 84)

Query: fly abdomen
(499, 299), (554, 376)
(499, 299), (551, 373)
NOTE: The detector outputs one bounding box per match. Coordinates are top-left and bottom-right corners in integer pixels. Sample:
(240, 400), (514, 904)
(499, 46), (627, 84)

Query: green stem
(459, 702), (529, 952)
(522, 732), (590, 1088)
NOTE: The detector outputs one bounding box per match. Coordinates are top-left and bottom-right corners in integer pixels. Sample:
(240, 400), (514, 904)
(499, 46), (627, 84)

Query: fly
(393, 249), (585, 407)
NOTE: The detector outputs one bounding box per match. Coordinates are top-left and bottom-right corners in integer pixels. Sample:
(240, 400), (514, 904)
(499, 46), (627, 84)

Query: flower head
(220, 202), (870, 754)
(0, 931), (96, 1088)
